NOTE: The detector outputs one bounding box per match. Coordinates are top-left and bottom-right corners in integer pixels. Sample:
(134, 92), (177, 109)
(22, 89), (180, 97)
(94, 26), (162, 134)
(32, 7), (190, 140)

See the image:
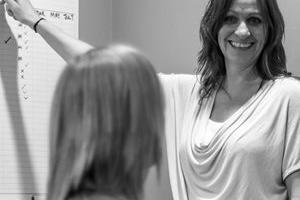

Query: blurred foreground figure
(48, 45), (164, 200)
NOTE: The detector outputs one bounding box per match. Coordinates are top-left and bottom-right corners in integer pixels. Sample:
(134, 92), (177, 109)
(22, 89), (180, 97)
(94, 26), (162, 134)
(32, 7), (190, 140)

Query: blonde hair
(47, 45), (164, 200)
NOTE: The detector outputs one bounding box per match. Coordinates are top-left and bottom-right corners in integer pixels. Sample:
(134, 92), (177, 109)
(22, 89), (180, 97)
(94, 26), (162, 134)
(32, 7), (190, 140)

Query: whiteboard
(0, 0), (78, 199)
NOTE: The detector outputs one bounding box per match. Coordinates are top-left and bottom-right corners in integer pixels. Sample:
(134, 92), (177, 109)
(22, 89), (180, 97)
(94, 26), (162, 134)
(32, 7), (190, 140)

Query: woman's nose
(234, 21), (250, 39)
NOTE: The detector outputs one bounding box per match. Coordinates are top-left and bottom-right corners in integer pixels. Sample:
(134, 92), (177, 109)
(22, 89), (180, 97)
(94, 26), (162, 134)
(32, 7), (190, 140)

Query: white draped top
(159, 74), (300, 200)
(196, 119), (224, 147)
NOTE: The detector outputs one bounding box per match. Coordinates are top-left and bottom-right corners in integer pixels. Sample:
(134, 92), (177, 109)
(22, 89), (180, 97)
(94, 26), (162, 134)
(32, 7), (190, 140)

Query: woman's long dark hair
(197, 0), (290, 102)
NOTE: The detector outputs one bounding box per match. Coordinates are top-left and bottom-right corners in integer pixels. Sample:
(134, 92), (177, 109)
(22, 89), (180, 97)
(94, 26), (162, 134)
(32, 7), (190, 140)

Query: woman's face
(218, 0), (267, 69)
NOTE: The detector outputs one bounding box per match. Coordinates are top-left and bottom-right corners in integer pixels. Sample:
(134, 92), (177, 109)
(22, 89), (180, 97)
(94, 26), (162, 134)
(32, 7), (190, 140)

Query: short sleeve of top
(158, 73), (198, 200)
(281, 78), (300, 180)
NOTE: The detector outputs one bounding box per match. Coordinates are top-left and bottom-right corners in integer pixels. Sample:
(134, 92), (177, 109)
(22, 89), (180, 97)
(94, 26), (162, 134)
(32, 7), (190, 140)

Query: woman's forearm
(35, 19), (94, 62)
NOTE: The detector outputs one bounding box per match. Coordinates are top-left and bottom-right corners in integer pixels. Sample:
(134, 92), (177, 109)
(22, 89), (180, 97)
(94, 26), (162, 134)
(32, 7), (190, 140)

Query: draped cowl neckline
(179, 79), (276, 198)
(191, 79), (274, 154)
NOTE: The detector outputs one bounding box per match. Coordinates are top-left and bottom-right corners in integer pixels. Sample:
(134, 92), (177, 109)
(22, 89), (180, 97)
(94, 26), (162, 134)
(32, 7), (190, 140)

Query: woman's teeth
(230, 41), (252, 48)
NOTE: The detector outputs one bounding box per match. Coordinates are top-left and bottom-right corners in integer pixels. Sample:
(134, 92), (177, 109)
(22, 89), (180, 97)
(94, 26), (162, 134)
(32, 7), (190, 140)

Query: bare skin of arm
(3, 0), (94, 63)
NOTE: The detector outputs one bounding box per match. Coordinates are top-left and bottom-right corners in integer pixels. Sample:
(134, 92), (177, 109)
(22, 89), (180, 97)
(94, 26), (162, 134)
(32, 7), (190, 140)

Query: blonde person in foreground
(3, 0), (300, 199)
(48, 45), (165, 200)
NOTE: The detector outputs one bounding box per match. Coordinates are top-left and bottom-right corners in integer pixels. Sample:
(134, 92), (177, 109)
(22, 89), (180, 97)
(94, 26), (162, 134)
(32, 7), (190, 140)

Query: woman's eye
(247, 17), (262, 25)
(223, 16), (238, 24)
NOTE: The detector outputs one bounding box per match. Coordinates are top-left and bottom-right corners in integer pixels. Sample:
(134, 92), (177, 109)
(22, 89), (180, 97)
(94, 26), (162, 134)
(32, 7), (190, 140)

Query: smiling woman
(177, 0), (300, 199)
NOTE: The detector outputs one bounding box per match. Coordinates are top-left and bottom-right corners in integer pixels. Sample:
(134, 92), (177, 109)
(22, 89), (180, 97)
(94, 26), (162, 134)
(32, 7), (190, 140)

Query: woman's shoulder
(158, 73), (197, 84)
(158, 73), (199, 92)
(273, 76), (300, 89)
(272, 76), (300, 99)
(158, 73), (200, 105)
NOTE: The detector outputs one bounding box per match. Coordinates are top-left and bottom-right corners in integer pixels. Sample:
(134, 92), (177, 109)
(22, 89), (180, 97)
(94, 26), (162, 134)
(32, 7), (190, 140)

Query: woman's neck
(222, 64), (262, 100)
(225, 60), (261, 82)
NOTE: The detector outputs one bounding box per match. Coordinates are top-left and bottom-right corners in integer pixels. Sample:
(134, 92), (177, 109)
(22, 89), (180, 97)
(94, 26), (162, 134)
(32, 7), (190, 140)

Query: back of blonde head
(47, 45), (164, 200)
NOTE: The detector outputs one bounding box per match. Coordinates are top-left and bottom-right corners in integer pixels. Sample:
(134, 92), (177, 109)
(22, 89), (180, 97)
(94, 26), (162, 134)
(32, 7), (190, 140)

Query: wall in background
(278, 1), (300, 76)
(112, 0), (206, 74)
(79, 0), (112, 46)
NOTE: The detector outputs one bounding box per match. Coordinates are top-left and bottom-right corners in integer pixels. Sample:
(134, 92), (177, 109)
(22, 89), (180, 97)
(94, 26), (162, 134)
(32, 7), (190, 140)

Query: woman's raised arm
(3, 0), (94, 63)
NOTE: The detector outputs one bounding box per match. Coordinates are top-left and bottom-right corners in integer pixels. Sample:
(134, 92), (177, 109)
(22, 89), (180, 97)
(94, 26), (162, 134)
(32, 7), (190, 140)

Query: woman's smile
(228, 40), (254, 49)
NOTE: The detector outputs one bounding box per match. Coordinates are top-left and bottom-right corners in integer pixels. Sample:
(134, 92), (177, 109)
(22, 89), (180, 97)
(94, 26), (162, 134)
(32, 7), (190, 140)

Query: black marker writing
(4, 36), (11, 44)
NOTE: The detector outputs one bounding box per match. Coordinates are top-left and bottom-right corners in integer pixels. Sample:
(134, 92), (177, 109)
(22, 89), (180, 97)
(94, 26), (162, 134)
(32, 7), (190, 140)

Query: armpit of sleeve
(282, 79), (300, 181)
(158, 73), (197, 200)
